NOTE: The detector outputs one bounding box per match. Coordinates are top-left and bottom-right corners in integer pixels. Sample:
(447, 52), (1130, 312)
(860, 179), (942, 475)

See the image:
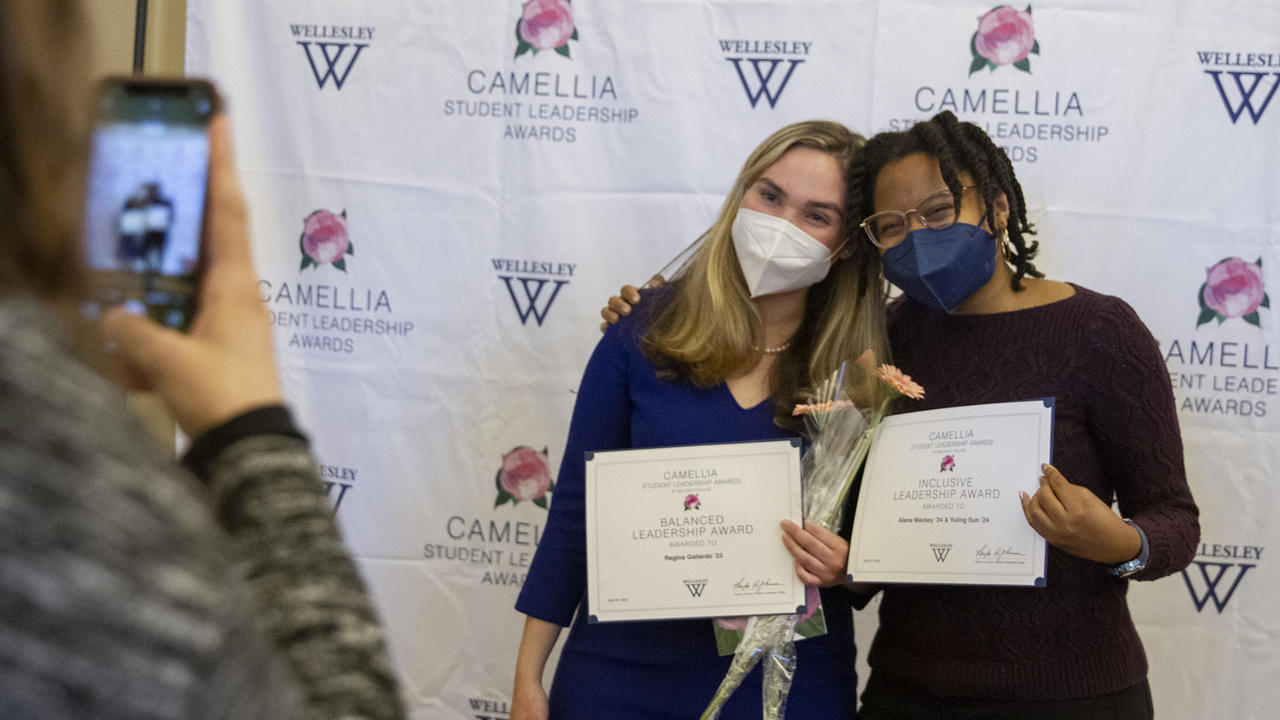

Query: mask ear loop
(977, 205), (1014, 263)
(827, 236), (852, 263)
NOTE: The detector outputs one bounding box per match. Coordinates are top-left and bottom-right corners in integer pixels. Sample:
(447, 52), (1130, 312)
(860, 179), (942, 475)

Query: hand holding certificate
(847, 399), (1054, 587)
(701, 360), (924, 720)
(1019, 463), (1144, 565)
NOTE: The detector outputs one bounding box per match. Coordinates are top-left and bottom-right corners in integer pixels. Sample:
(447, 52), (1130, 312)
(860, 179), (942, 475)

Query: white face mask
(731, 208), (843, 298)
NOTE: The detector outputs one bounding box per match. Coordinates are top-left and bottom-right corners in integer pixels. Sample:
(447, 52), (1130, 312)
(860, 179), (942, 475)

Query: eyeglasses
(860, 186), (977, 249)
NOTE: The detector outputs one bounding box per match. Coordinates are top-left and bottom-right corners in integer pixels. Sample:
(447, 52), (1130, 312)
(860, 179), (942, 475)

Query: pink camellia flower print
(495, 445), (555, 509)
(969, 5), (1039, 75)
(515, 0), (577, 58)
(1199, 257), (1269, 327)
(520, 0), (573, 49)
(976, 6), (1034, 65)
(299, 209), (353, 271)
(684, 493), (701, 511)
(941, 455), (956, 472)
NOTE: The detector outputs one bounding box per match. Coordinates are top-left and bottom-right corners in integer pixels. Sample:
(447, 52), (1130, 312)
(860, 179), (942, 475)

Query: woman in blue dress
(511, 120), (889, 720)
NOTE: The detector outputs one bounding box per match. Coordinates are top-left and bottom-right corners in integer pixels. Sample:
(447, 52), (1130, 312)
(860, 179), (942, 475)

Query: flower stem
(822, 396), (891, 529)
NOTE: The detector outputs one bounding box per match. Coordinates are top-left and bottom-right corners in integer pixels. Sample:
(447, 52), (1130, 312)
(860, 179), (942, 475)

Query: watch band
(1109, 519), (1150, 578)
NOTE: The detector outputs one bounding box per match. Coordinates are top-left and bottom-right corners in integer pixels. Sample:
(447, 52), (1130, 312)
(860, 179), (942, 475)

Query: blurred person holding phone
(0, 2), (403, 718)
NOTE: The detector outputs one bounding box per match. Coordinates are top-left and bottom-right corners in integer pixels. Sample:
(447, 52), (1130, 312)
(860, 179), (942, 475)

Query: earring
(998, 229), (1012, 262)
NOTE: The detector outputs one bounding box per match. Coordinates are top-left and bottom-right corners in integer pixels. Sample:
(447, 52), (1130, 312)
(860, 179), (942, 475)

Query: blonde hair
(0, 0), (92, 310)
(643, 120), (889, 429)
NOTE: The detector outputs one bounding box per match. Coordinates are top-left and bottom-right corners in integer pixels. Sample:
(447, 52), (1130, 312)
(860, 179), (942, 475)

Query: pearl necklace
(760, 339), (793, 354)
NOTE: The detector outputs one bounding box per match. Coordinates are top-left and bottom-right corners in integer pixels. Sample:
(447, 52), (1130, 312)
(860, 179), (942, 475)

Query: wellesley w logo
(930, 543), (952, 562)
(291, 23), (376, 90)
(319, 464), (358, 515)
(718, 39), (813, 109)
(1181, 562), (1255, 613)
(1196, 51), (1280, 124)
(683, 579), (708, 598)
(492, 258), (577, 327)
(1180, 542), (1263, 613)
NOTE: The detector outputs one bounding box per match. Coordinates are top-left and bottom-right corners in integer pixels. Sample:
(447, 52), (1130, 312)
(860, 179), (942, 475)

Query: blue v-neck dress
(515, 305), (857, 720)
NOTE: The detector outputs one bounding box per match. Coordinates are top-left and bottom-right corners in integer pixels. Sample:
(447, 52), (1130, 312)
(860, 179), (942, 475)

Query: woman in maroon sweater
(843, 110), (1199, 719)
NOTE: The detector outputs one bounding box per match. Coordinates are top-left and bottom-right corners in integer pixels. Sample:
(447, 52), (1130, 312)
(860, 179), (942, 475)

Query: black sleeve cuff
(847, 584), (881, 611)
(181, 405), (308, 482)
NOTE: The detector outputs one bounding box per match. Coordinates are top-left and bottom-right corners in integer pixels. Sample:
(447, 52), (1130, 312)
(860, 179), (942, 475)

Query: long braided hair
(846, 111), (1043, 290)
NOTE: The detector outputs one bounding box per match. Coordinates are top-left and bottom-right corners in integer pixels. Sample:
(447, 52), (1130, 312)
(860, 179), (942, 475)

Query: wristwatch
(1108, 519), (1149, 578)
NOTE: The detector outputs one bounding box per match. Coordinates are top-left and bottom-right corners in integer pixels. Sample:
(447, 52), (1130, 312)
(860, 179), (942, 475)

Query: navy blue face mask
(881, 223), (997, 313)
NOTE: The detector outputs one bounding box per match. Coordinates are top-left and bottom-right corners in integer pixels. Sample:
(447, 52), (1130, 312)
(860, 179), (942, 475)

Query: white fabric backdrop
(186, 1), (1279, 717)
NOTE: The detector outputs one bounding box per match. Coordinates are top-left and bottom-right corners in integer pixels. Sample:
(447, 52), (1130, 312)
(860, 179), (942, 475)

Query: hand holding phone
(103, 114), (286, 438)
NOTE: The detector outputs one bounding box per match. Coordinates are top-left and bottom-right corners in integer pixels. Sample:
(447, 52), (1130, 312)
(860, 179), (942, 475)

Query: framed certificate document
(847, 399), (1054, 587)
(585, 439), (807, 623)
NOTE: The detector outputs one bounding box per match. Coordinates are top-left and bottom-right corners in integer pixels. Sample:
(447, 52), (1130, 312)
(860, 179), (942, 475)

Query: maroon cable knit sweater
(867, 284), (1199, 700)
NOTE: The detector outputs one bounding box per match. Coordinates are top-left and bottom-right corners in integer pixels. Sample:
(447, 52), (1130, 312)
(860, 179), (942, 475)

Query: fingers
(600, 294), (630, 331)
(782, 534), (831, 586)
(780, 520), (848, 587)
(792, 558), (823, 586)
(600, 283), (651, 331)
(641, 274), (666, 290)
(1032, 470), (1068, 517)
(607, 294), (632, 317)
(1041, 463), (1075, 508)
(202, 115), (252, 271)
(197, 116), (260, 328)
(101, 306), (184, 394)
(1019, 465), (1124, 561)
(1020, 469), (1064, 538)
(1020, 488), (1048, 534)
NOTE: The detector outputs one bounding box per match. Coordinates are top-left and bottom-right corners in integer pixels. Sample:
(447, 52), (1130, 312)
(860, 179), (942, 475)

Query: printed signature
(732, 577), (785, 595)
(974, 544), (1027, 563)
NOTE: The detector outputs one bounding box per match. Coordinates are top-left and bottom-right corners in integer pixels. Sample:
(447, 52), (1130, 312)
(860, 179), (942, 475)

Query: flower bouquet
(700, 356), (924, 720)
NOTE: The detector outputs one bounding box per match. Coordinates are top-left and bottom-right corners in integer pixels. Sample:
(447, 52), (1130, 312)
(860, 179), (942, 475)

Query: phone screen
(83, 79), (215, 330)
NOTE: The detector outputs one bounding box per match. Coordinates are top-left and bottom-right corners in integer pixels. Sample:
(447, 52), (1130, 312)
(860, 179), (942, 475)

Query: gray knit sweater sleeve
(199, 434), (404, 719)
(0, 300), (403, 720)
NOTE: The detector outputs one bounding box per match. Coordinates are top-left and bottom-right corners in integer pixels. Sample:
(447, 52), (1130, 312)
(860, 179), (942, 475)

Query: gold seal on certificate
(584, 439), (806, 623)
(847, 399), (1054, 587)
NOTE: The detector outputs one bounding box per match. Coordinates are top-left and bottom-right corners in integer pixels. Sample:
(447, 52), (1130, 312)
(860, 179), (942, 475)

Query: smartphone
(83, 77), (218, 331)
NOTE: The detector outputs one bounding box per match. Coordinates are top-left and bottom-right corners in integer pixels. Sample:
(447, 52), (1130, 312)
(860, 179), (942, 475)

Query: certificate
(585, 439), (806, 623)
(847, 399), (1053, 587)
